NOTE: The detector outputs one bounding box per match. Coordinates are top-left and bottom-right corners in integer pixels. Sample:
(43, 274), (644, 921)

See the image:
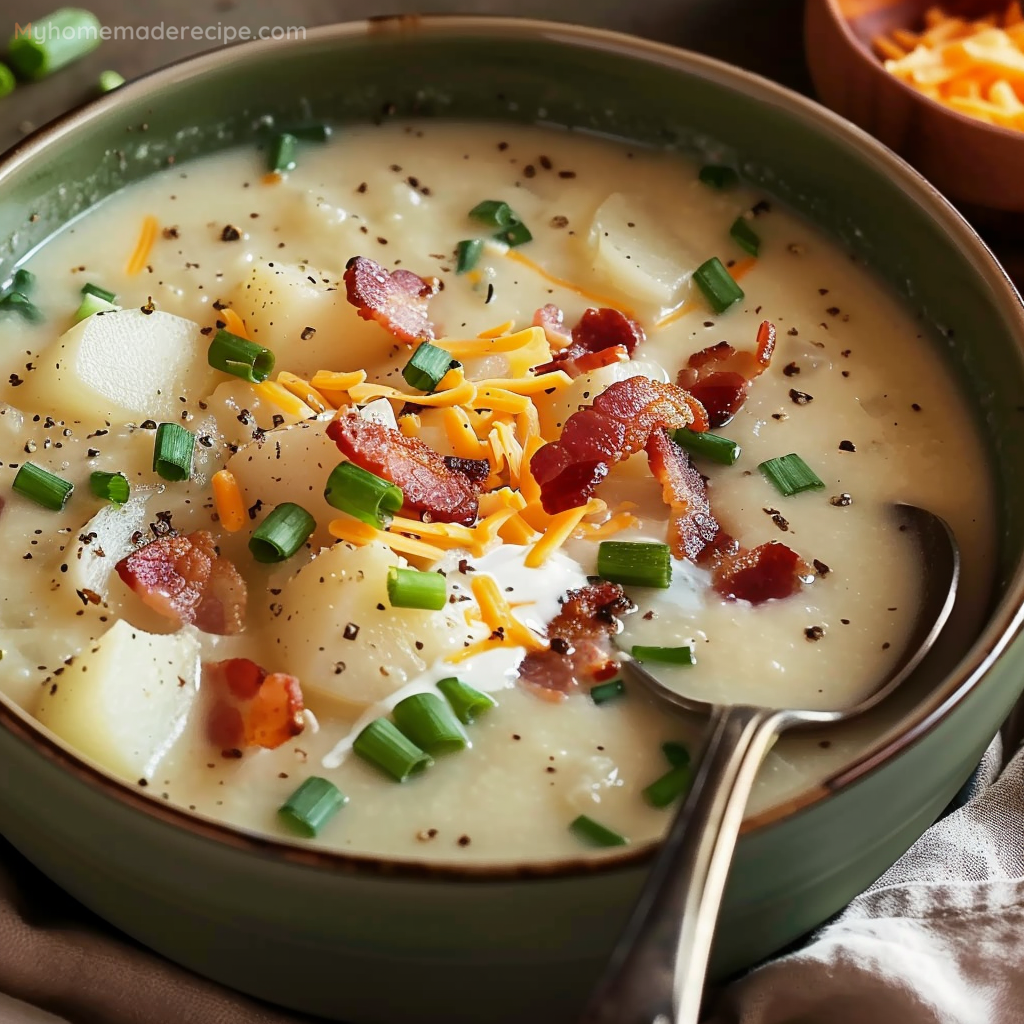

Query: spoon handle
(578, 704), (785, 1024)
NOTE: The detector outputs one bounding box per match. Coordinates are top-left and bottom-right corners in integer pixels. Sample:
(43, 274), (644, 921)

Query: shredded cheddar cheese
(572, 509), (641, 540)
(219, 307), (249, 339)
(125, 215), (159, 276)
(211, 470), (246, 532)
(398, 413), (421, 438)
(477, 319), (515, 338)
(498, 512), (540, 545)
(349, 379), (478, 408)
(328, 517), (448, 562)
(253, 380), (316, 419)
(525, 498), (603, 568)
(503, 249), (635, 316)
(277, 372), (332, 412)
(443, 406), (490, 459)
(472, 386), (532, 415)
(475, 371), (574, 395)
(470, 575), (547, 651)
(477, 487), (527, 516)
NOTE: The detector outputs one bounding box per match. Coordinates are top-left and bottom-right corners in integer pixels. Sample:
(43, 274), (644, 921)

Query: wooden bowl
(805, 0), (1024, 225)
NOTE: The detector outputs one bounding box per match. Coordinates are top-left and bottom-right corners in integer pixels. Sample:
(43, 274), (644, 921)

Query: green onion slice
(353, 718), (433, 782)
(468, 199), (519, 229)
(89, 470), (130, 506)
(436, 677), (497, 724)
(12, 463), (73, 511)
(597, 541), (672, 589)
(8, 9), (102, 80)
(12, 268), (35, 294)
(152, 423), (195, 482)
(278, 776), (347, 838)
(644, 764), (693, 808)
(97, 69), (125, 93)
(324, 462), (403, 528)
(74, 292), (118, 323)
(698, 165), (739, 190)
(631, 645), (695, 667)
(495, 221), (532, 248)
(207, 329), (275, 384)
(249, 502), (316, 563)
(730, 216), (761, 257)
(758, 453), (825, 497)
(670, 427), (741, 466)
(693, 257), (744, 315)
(662, 741), (691, 768)
(0, 291), (43, 323)
(403, 342), (456, 392)
(286, 124), (331, 142)
(456, 239), (483, 274)
(386, 566), (447, 610)
(590, 680), (625, 705)
(0, 62), (14, 99)
(81, 282), (116, 303)
(392, 693), (467, 756)
(569, 815), (629, 848)
(269, 132), (298, 173)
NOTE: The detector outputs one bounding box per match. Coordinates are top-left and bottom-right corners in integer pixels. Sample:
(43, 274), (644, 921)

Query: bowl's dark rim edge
(1, 14), (1023, 883)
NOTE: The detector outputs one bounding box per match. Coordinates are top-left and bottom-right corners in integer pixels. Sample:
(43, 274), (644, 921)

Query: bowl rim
(3, 12), (1024, 882)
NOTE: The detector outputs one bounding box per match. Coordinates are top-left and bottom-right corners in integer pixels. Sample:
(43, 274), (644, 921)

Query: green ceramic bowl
(2, 17), (1024, 1023)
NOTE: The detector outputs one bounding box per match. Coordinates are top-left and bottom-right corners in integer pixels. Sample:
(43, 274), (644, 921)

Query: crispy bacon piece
(206, 658), (305, 753)
(533, 303), (571, 349)
(536, 307), (645, 376)
(327, 412), (480, 525)
(115, 530), (246, 634)
(677, 320), (777, 427)
(645, 428), (720, 561)
(531, 376), (708, 514)
(442, 455), (491, 485)
(518, 582), (636, 697)
(344, 255), (437, 344)
(700, 535), (810, 605)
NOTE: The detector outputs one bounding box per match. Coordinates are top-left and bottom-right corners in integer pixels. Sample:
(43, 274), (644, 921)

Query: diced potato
(35, 620), (201, 782)
(24, 309), (217, 423)
(269, 541), (485, 707)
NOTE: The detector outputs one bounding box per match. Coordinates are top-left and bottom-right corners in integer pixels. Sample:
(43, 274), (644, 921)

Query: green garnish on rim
(392, 693), (467, 756)
(207, 329), (275, 384)
(597, 541), (672, 589)
(569, 815), (629, 848)
(324, 462), (403, 528)
(386, 566), (447, 611)
(353, 718), (433, 782)
(698, 165), (739, 190)
(12, 463), (73, 511)
(436, 677), (497, 724)
(268, 132), (298, 173)
(278, 777), (347, 838)
(402, 342), (456, 392)
(152, 423), (195, 482)
(661, 741), (691, 768)
(693, 257), (744, 315)
(249, 502), (316, 563)
(759, 453), (825, 497)
(97, 70), (125, 93)
(7, 8), (101, 80)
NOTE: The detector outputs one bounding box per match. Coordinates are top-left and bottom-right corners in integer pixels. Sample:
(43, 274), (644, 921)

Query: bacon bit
(535, 307), (644, 376)
(206, 658), (305, 751)
(701, 537), (810, 605)
(115, 531), (246, 634)
(442, 455), (491, 484)
(646, 429), (721, 560)
(532, 303), (572, 349)
(343, 255), (437, 343)
(531, 377), (707, 514)
(518, 582), (636, 697)
(327, 412), (480, 525)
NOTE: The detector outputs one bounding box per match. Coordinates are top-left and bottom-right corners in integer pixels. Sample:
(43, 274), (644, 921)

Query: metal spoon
(579, 502), (960, 1024)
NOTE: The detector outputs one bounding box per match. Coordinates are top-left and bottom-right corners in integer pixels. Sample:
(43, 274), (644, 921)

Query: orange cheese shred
(125, 215), (159, 276)
(212, 470), (246, 533)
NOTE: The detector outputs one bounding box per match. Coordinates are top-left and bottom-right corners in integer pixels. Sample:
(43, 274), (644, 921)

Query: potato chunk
(35, 621), (201, 782)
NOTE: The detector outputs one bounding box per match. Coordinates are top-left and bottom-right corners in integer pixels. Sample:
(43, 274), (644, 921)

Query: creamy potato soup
(0, 122), (996, 861)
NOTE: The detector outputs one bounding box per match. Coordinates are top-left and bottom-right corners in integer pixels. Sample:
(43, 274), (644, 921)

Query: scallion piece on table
(0, 291), (43, 323)
(758, 453), (825, 497)
(286, 124), (331, 142)
(81, 282), (116, 303)
(268, 132), (298, 173)
(392, 693), (467, 756)
(152, 423), (195, 482)
(353, 718), (433, 782)
(569, 815), (629, 848)
(386, 566), (447, 611)
(590, 679), (626, 705)
(495, 221), (532, 247)
(468, 199), (518, 230)
(644, 764), (694, 808)
(249, 502), (316, 563)
(12, 463), (73, 511)
(662, 741), (691, 768)
(278, 776), (348, 838)
(74, 292), (118, 323)
(97, 69), (125, 93)
(698, 165), (739, 189)
(207, 329), (275, 384)
(670, 427), (741, 466)
(456, 239), (483, 274)
(0, 62), (15, 99)
(693, 257), (744, 315)
(597, 541), (672, 589)
(631, 645), (696, 667)
(323, 462), (403, 528)
(8, 9), (102, 80)
(436, 677), (497, 724)
(730, 216), (761, 257)
(402, 341), (456, 391)
(89, 470), (130, 506)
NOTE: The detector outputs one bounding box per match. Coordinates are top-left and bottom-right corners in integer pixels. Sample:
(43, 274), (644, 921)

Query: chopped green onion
(644, 764), (693, 808)
(758, 453), (825, 497)
(12, 268), (34, 294)
(8, 9), (102, 80)
(81, 282), (116, 303)
(0, 291), (43, 323)
(386, 566), (447, 610)
(670, 427), (741, 466)
(662, 741), (691, 768)
(89, 470), (130, 506)
(207, 329), (275, 383)
(597, 541), (672, 589)
(278, 776), (347, 838)
(12, 463), (73, 511)
(730, 216), (761, 257)
(495, 221), (532, 247)
(456, 239), (483, 274)
(698, 165), (739, 190)
(468, 199), (518, 229)
(694, 257), (744, 315)
(569, 815), (629, 848)
(268, 132), (298, 173)
(353, 718), (433, 782)
(392, 693), (467, 756)
(436, 677), (497, 724)
(0, 62), (14, 99)
(286, 124), (331, 142)
(97, 69), (124, 93)
(74, 292), (118, 323)
(590, 679), (625, 705)
(249, 502), (316, 563)
(152, 423), (195, 482)
(323, 462), (403, 528)
(631, 645), (696, 667)
(403, 342), (456, 391)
